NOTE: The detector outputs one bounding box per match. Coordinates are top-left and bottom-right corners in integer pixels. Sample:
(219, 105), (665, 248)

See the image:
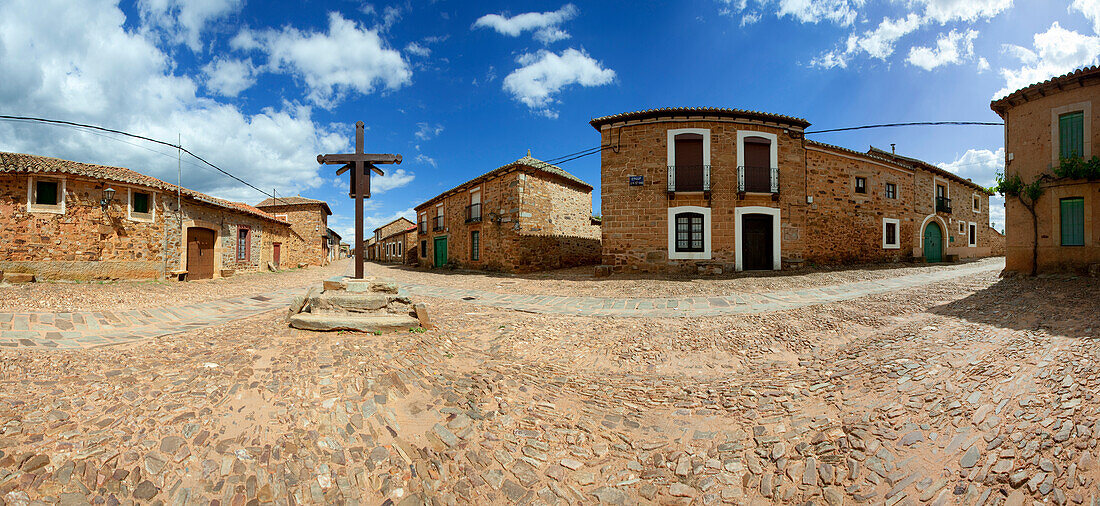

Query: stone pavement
(393, 260), (1003, 317)
(0, 287), (306, 349)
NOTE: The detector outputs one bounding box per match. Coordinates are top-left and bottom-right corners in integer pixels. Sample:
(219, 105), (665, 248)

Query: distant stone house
(325, 228), (342, 262)
(991, 66), (1100, 274)
(255, 196), (332, 267)
(414, 154), (601, 272)
(371, 217), (416, 264)
(591, 107), (995, 273)
(0, 151), (293, 281)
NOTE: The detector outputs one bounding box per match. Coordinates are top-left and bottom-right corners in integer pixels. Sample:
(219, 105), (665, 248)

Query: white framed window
(27, 176), (66, 214)
(1051, 101), (1092, 165)
(667, 128), (711, 192)
(667, 206), (711, 260)
(959, 221), (965, 234)
(275, 213), (288, 221)
(127, 188), (155, 223)
(883, 218), (900, 249)
(885, 182), (897, 199)
(736, 130), (779, 193)
(968, 222), (977, 247)
(972, 194), (980, 213)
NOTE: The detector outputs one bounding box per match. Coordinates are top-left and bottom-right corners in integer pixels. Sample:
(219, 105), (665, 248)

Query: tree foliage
(1054, 155), (1100, 180)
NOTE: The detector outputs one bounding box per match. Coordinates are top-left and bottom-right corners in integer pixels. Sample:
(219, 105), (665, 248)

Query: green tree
(992, 172), (1045, 275)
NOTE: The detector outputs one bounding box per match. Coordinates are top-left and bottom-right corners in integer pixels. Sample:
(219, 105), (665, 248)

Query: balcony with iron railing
(465, 203), (482, 223)
(432, 215), (445, 232)
(666, 165), (711, 192)
(418, 221), (427, 234)
(936, 196), (952, 213)
(737, 165), (779, 194)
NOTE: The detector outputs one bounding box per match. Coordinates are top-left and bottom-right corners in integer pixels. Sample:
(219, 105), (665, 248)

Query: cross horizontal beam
(335, 163), (384, 176)
(317, 153), (402, 165)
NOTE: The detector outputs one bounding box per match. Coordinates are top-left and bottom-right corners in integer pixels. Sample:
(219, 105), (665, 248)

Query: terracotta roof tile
(590, 107), (811, 130)
(0, 151), (290, 224)
(256, 195), (333, 215)
(990, 66), (1100, 114)
(415, 155), (591, 211)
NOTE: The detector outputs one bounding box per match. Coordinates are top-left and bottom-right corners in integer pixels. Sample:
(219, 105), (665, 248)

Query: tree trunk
(1021, 197), (1038, 276)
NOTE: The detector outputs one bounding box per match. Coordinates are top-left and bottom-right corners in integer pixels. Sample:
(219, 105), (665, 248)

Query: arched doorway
(186, 228), (216, 279)
(923, 222), (943, 263)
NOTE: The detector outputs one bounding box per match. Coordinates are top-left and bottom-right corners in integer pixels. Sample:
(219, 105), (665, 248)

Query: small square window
(35, 180), (59, 205)
(885, 183), (897, 199)
(959, 222), (965, 233)
(132, 192), (150, 214)
(883, 218), (900, 249)
(855, 177), (866, 194)
(973, 196), (980, 212)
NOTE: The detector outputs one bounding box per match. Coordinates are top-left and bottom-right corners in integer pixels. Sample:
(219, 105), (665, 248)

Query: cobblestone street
(2, 261), (1100, 505)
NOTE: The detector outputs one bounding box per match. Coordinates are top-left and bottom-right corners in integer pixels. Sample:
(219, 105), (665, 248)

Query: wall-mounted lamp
(101, 187), (116, 210)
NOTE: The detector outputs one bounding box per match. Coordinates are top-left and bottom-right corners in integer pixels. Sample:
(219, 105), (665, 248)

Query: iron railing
(667, 165), (711, 192)
(936, 196), (952, 213)
(465, 203), (482, 223)
(417, 221), (427, 234)
(738, 165), (779, 193)
(432, 215), (445, 232)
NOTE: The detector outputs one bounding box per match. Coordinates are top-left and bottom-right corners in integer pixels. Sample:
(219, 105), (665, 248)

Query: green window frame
(470, 231), (480, 261)
(1060, 197), (1085, 246)
(1060, 111), (1085, 160)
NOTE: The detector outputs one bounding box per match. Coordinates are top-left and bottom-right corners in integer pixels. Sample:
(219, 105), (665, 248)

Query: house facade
(414, 154), (601, 272)
(372, 218), (416, 264)
(592, 108), (994, 273)
(991, 66), (1100, 274)
(255, 196), (332, 267)
(1, 152), (293, 281)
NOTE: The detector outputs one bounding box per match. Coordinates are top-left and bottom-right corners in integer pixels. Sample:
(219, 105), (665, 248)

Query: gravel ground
(2, 265), (1100, 505)
(365, 257), (1006, 297)
(0, 260), (350, 312)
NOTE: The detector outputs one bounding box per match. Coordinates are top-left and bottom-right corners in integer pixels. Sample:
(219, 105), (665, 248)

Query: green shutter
(1060, 197), (1085, 246)
(1060, 112), (1085, 160)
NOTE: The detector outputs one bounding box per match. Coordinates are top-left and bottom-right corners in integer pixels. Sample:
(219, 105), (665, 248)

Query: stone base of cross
(317, 121), (402, 279)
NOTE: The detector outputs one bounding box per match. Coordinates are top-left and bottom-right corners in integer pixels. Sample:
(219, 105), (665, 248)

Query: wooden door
(433, 237), (448, 267)
(674, 134), (704, 190)
(273, 243), (281, 268)
(742, 137), (772, 192)
(186, 228), (215, 280)
(742, 214), (773, 270)
(924, 222), (942, 263)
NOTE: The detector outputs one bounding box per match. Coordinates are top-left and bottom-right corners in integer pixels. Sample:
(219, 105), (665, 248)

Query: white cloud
(414, 122), (444, 140)
(994, 22), (1100, 98)
(405, 42), (430, 57)
(363, 207), (417, 233)
(137, 0), (243, 51)
(1072, 0), (1100, 35)
(415, 154), (437, 167)
(906, 29), (979, 70)
(812, 13), (922, 68)
(913, 0), (1013, 23)
(502, 48), (616, 118)
(372, 168), (415, 193)
(937, 147), (1005, 229)
(232, 12), (411, 108)
(0, 0), (346, 204)
(202, 57), (257, 97)
(776, 0), (860, 26)
(473, 4), (579, 44)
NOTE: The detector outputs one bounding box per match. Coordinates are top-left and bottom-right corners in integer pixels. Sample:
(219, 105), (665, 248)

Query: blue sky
(1, 0), (1098, 235)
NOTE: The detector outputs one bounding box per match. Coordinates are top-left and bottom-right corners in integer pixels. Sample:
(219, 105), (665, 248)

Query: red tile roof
(990, 66), (1100, 115)
(255, 195), (333, 215)
(590, 107), (812, 130)
(0, 151), (290, 225)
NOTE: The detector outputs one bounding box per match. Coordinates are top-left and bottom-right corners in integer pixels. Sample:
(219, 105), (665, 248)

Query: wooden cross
(317, 121), (402, 279)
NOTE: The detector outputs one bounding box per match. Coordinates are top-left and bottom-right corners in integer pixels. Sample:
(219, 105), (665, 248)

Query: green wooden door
(924, 222), (943, 263)
(433, 236), (448, 267)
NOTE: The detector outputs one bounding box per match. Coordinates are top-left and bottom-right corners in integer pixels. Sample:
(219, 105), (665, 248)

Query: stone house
(325, 228), (342, 263)
(372, 217), (416, 264)
(414, 154), (601, 272)
(592, 107), (994, 273)
(0, 151), (293, 281)
(255, 196), (332, 267)
(991, 66), (1100, 274)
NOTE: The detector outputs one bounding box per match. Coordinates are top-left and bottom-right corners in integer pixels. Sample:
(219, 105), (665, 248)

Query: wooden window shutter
(1060, 112), (1085, 160)
(1061, 197), (1085, 246)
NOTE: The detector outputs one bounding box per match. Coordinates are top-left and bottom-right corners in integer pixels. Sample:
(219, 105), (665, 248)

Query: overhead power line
(0, 114), (276, 199)
(805, 121), (1003, 134)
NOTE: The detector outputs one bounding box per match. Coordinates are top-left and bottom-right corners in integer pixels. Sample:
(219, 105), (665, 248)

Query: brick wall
(415, 164), (601, 272)
(998, 83), (1100, 273)
(1, 173), (292, 280)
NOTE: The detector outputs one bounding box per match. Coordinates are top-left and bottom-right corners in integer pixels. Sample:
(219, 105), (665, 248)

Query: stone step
(288, 313), (420, 332)
(308, 292), (409, 313)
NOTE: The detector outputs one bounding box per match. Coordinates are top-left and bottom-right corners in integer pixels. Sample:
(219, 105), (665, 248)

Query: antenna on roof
(890, 143), (896, 154)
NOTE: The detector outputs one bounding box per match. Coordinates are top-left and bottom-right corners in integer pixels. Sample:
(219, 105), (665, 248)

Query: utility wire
(0, 114), (277, 200)
(805, 121), (1003, 134)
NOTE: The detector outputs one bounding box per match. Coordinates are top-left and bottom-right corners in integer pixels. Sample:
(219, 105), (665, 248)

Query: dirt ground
(363, 257), (1006, 297)
(1, 263), (1100, 505)
(0, 261), (350, 312)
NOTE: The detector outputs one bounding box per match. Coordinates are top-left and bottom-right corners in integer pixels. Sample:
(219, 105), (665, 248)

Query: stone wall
(254, 203), (327, 266)
(1, 173), (291, 280)
(379, 230), (416, 264)
(998, 83), (1100, 273)
(596, 118), (994, 273)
